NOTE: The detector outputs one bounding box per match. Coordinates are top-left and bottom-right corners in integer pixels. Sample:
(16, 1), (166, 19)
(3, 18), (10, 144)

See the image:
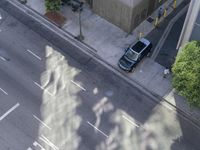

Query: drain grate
(147, 17), (154, 23)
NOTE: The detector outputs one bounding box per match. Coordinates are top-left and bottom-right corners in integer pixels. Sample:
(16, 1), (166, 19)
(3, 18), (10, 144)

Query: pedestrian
(158, 7), (164, 19)
(163, 68), (170, 78)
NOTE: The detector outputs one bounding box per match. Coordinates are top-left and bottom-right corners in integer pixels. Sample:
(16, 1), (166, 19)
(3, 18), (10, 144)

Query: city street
(0, 9), (200, 150)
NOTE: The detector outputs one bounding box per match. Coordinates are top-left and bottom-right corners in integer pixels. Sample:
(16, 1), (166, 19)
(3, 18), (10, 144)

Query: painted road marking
(27, 49), (42, 60)
(33, 141), (45, 150)
(0, 103), (20, 121)
(39, 135), (59, 150)
(34, 82), (54, 96)
(122, 115), (140, 128)
(71, 80), (86, 91)
(0, 87), (8, 95)
(87, 121), (109, 138)
(33, 115), (52, 130)
(0, 56), (6, 61)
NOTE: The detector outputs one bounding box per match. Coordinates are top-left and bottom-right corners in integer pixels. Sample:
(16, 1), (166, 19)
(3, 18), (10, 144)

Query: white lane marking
(122, 115), (140, 128)
(87, 121), (109, 138)
(27, 49), (42, 60)
(33, 141), (45, 150)
(71, 80), (86, 91)
(39, 135), (59, 150)
(0, 103), (20, 121)
(0, 87), (8, 95)
(33, 115), (52, 130)
(0, 56), (6, 61)
(34, 82), (54, 96)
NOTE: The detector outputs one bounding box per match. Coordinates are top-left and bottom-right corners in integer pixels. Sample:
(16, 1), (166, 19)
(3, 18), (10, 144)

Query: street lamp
(75, 2), (84, 41)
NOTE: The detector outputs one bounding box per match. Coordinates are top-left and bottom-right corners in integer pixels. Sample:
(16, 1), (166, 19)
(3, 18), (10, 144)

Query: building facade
(85, 0), (167, 32)
(177, 0), (200, 49)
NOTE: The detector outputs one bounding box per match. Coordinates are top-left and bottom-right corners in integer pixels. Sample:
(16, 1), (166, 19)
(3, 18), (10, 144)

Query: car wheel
(130, 68), (134, 73)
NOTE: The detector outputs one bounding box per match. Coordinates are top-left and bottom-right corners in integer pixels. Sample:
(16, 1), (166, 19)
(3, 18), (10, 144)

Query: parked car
(118, 38), (152, 72)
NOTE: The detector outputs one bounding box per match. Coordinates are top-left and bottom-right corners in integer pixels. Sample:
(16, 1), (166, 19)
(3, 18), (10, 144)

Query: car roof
(130, 38), (151, 54)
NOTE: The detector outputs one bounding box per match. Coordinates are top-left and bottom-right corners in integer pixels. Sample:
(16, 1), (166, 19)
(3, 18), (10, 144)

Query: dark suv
(118, 38), (152, 72)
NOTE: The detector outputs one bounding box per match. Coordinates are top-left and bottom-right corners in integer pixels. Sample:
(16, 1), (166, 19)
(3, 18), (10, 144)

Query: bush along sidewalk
(44, 0), (66, 27)
(172, 41), (200, 108)
(45, 0), (61, 12)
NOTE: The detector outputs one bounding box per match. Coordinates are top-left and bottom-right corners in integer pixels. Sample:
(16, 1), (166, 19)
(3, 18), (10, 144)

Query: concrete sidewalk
(17, 0), (200, 124)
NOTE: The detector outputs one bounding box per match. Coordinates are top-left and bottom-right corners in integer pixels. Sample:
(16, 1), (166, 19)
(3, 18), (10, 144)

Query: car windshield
(125, 49), (138, 61)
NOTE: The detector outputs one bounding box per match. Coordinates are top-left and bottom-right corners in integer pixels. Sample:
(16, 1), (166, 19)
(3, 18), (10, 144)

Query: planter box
(45, 11), (66, 27)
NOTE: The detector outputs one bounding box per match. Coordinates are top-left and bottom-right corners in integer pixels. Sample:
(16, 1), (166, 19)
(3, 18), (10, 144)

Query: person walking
(163, 68), (170, 78)
(158, 7), (164, 19)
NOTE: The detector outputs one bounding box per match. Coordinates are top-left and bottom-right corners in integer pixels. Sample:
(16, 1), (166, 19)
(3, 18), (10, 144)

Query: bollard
(173, 0), (177, 9)
(138, 32), (143, 39)
(138, 32), (144, 40)
(164, 9), (167, 18)
(154, 17), (159, 27)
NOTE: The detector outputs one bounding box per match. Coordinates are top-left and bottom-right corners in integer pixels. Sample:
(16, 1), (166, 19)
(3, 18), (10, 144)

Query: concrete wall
(177, 0), (200, 49)
(92, 0), (166, 33)
(130, 0), (149, 32)
(93, 0), (134, 32)
(190, 11), (200, 41)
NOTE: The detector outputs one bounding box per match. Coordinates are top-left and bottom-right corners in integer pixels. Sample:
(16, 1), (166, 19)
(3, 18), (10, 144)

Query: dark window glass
(131, 41), (146, 53)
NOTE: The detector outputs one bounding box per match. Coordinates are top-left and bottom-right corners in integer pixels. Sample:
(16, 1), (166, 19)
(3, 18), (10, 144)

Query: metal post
(164, 8), (167, 18)
(76, 7), (84, 41)
(154, 17), (159, 27)
(173, 0), (177, 9)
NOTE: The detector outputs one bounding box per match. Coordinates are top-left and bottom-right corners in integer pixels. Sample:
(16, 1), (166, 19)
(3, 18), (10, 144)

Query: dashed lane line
(0, 87), (8, 95)
(34, 81), (54, 96)
(33, 115), (52, 130)
(27, 49), (42, 60)
(0, 56), (6, 61)
(39, 135), (59, 150)
(0, 103), (20, 121)
(71, 80), (86, 91)
(122, 115), (140, 128)
(87, 121), (109, 138)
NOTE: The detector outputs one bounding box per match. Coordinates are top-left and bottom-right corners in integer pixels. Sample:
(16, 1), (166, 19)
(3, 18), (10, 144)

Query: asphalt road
(0, 9), (200, 150)
(155, 12), (187, 68)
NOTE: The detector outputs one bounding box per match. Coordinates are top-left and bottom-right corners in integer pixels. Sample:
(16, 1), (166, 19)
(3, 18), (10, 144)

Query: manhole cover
(147, 17), (154, 23)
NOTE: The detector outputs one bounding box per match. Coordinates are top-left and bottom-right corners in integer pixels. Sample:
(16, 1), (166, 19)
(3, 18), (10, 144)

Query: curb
(2, 0), (200, 128)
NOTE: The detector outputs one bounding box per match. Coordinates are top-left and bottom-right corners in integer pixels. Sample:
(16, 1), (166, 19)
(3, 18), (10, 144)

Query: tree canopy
(172, 41), (200, 107)
(45, 0), (61, 12)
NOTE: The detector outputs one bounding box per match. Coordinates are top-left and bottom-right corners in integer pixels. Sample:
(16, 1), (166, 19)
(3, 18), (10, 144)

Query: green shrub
(45, 0), (61, 12)
(172, 41), (200, 107)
